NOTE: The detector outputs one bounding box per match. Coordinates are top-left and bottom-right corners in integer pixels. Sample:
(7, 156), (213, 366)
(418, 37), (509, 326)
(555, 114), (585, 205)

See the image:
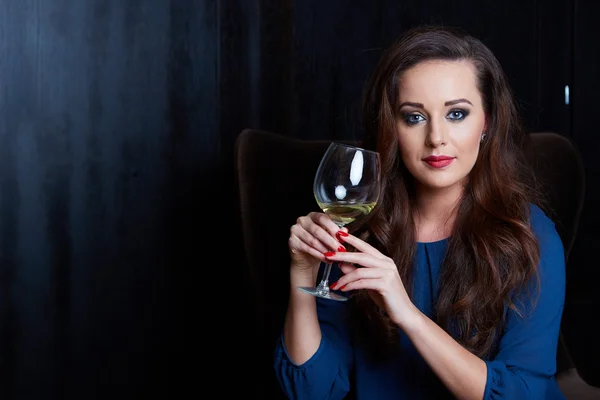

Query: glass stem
(316, 262), (334, 293)
(316, 223), (344, 294)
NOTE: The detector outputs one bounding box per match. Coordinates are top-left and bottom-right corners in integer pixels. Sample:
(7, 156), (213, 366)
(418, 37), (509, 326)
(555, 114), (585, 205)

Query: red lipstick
(423, 155), (455, 168)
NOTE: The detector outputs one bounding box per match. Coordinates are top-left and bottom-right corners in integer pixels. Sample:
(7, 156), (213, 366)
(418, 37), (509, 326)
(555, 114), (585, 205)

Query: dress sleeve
(273, 264), (354, 400)
(484, 208), (566, 399)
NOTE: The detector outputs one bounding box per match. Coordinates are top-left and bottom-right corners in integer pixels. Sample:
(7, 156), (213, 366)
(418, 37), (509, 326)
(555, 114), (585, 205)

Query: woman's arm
(275, 213), (354, 400)
(283, 269), (322, 365)
(399, 206), (566, 400)
(478, 207), (566, 399)
(402, 307), (487, 399)
(274, 264), (354, 400)
(327, 235), (488, 399)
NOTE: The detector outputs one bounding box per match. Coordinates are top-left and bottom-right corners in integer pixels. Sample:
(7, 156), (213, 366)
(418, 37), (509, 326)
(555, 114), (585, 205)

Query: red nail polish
(337, 246), (346, 252)
(339, 284), (347, 290)
(324, 251), (336, 257)
(336, 231), (349, 240)
(330, 281), (338, 289)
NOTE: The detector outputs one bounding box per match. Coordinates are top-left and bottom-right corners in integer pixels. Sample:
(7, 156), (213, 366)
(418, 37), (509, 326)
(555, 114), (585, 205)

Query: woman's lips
(423, 155), (455, 169)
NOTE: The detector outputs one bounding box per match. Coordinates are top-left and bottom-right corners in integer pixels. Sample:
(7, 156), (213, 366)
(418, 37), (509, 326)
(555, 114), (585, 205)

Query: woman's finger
(336, 231), (382, 257)
(302, 214), (346, 252)
(338, 277), (385, 292)
(289, 232), (329, 262)
(331, 266), (386, 288)
(291, 224), (330, 254)
(295, 220), (345, 254)
(310, 212), (343, 238)
(325, 251), (391, 269)
(334, 266), (401, 292)
(338, 262), (358, 274)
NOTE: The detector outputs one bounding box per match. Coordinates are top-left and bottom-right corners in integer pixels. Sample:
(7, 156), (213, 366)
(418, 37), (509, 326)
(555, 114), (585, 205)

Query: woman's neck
(413, 184), (464, 242)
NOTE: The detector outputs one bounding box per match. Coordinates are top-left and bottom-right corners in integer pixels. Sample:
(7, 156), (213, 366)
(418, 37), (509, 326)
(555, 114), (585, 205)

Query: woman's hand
(325, 231), (420, 329)
(288, 212), (347, 276)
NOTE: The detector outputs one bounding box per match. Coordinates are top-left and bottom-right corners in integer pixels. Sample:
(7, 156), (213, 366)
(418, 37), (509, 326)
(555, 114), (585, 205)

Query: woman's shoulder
(529, 203), (558, 236)
(528, 202), (564, 257)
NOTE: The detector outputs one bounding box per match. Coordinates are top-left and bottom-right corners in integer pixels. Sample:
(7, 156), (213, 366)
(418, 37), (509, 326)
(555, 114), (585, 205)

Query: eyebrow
(398, 98), (473, 109)
(445, 98), (473, 106)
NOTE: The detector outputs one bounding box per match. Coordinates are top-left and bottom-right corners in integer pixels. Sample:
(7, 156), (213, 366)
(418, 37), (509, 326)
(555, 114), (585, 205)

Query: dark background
(0, 0), (597, 399)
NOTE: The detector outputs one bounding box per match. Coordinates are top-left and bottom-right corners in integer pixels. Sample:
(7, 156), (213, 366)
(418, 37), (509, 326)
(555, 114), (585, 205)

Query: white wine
(317, 201), (376, 226)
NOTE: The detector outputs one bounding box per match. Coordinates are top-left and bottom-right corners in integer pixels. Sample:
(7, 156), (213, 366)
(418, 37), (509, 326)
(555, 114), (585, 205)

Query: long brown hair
(352, 25), (541, 359)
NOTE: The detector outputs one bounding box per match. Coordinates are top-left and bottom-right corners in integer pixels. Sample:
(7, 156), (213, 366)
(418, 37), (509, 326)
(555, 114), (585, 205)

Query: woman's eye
(404, 114), (425, 125)
(447, 109), (468, 121)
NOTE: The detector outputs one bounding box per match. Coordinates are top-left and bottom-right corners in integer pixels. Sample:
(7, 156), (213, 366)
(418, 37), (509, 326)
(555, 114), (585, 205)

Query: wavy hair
(351, 25), (541, 359)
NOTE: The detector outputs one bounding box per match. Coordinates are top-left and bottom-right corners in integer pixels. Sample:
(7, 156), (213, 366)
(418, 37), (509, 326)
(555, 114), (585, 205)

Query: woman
(274, 25), (566, 399)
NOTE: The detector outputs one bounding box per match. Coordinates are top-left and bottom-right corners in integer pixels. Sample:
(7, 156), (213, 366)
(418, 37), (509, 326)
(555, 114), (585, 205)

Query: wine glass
(297, 142), (381, 301)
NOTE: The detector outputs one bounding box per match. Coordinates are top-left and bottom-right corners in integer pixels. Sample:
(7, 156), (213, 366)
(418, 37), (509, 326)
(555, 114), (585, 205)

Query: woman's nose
(426, 123), (447, 147)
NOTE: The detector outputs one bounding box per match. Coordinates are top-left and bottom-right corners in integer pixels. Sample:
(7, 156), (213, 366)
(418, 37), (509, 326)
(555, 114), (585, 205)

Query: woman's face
(395, 60), (487, 194)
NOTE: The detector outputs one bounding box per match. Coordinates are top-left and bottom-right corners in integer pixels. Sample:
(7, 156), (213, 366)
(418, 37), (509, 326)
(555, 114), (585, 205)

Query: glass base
(296, 286), (348, 301)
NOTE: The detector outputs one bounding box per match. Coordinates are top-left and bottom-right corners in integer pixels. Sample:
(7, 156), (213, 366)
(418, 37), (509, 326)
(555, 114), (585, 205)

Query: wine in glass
(297, 142), (381, 301)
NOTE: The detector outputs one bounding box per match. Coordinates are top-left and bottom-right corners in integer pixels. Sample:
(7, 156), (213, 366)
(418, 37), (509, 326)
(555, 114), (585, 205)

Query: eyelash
(402, 109), (470, 125)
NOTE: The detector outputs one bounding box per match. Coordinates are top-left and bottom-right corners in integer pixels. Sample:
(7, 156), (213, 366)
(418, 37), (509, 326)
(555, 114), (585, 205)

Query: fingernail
(337, 246), (346, 252)
(324, 251), (336, 257)
(336, 231), (349, 240)
(330, 281), (338, 289)
(339, 284), (347, 290)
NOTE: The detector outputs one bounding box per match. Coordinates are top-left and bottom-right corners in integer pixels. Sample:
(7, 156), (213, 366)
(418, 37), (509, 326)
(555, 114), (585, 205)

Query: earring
(481, 133), (486, 142)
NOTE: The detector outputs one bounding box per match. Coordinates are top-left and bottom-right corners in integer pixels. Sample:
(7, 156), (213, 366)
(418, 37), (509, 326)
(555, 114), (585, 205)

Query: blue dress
(274, 205), (566, 399)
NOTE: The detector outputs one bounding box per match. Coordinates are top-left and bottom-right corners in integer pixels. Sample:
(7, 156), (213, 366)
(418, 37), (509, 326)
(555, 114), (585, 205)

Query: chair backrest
(523, 132), (586, 375)
(235, 129), (334, 398)
(523, 132), (585, 259)
(235, 129), (332, 338)
(234, 128), (585, 394)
